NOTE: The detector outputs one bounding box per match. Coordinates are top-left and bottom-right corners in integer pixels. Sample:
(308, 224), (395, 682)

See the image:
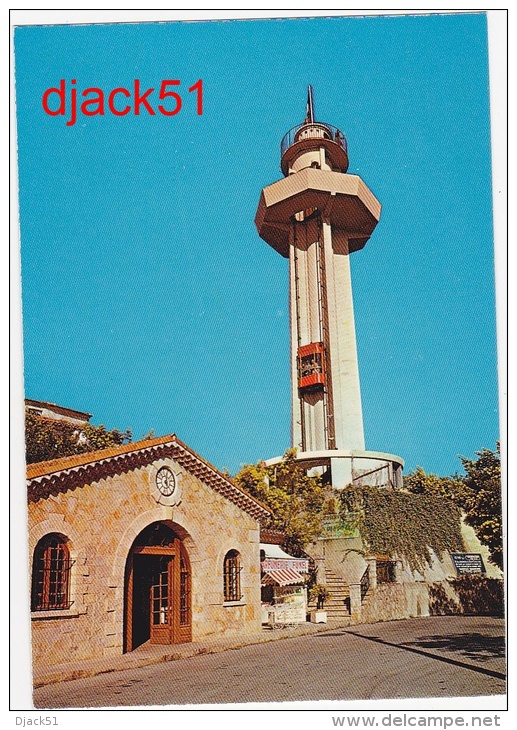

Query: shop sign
(262, 558), (308, 572)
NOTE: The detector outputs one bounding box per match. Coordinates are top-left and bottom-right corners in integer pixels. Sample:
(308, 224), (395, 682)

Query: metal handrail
(360, 566), (370, 601)
(281, 122), (348, 157)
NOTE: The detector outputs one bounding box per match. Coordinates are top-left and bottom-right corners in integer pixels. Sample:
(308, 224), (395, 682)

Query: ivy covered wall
(339, 485), (464, 572)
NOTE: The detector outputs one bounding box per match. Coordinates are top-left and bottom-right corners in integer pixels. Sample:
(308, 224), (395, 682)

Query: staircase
(308, 567), (351, 621)
(324, 568), (353, 620)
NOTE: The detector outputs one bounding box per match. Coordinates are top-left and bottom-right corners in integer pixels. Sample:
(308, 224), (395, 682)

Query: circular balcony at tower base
(265, 449), (404, 490)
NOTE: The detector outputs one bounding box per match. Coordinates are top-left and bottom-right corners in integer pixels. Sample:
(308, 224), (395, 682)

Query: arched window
(223, 550), (242, 602)
(31, 534), (72, 611)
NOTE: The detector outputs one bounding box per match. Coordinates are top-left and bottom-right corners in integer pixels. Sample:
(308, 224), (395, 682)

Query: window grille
(376, 559), (397, 584)
(224, 550), (242, 602)
(32, 534), (73, 611)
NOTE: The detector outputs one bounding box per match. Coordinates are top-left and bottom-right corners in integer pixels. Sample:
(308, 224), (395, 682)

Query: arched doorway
(124, 522), (192, 652)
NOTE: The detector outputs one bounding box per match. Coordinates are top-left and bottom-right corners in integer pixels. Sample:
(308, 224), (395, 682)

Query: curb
(33, 618), (352, 688)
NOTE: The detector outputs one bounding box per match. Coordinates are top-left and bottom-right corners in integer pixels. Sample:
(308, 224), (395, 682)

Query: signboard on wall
(450, 553), (486, 575)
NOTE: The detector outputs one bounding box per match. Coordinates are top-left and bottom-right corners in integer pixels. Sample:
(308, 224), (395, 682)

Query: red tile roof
(26, 433), (175, 479)
(26, 434), (271, 522)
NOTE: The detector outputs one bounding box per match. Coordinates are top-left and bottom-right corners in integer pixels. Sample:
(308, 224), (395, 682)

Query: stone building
(25, 398), (92, 425)
(27, 433), (271, 669)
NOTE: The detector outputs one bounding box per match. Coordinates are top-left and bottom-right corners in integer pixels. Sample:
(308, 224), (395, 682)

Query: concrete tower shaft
(255, 99), (380, 455)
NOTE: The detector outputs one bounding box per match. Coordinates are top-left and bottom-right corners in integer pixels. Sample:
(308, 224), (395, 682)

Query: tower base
(265, 449), (404, 490)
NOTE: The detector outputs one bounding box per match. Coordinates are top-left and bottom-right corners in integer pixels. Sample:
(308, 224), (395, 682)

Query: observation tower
(255, 87), (403, 489)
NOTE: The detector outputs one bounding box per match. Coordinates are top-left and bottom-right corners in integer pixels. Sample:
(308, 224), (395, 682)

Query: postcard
(11, 9), (506, 719)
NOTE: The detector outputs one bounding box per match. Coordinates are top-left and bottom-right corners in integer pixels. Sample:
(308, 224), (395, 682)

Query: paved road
(33, 616), (506, 708)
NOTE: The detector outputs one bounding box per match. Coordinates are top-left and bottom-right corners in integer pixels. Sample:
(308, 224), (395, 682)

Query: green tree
(25, 412), (132, 464)
(460, 444), (503, 570)
(404, 445), (503, 570)
(234, 449), (331, 555)
(404, 466), (470, 503)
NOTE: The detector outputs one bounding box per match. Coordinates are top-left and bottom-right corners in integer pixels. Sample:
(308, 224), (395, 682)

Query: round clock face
(155, 467), (176, 497)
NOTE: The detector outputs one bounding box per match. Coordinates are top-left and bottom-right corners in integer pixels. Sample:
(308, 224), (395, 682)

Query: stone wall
(428, 576), (504, 617)
(359, 582), (430, 625)
(308, 535), (367, 584)
(29, 456), (262, 667)
(354, 579), (504, 626)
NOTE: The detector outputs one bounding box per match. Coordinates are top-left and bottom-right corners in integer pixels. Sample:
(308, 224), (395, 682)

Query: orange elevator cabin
(297, 342), (326, 391)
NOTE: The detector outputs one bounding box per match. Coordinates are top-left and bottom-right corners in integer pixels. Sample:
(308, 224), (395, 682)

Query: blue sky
(14, 12), (500, 478)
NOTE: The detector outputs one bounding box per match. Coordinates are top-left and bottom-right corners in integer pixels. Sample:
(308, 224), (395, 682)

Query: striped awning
(261, 568), (306, 586)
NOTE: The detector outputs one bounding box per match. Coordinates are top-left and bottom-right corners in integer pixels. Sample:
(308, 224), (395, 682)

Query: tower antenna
(305, 85), (315, 124)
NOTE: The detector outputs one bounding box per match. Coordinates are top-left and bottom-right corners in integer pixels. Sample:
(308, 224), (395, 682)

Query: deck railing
(281, 122), (347, 157)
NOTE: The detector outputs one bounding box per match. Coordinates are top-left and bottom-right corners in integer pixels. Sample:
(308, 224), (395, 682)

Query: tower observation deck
(255, 87), (404, 489)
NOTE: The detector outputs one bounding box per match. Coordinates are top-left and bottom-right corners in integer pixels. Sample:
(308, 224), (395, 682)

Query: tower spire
(305, 85), (315, 124)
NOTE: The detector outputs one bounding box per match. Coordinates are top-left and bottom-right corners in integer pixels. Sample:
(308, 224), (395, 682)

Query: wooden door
(125, 535), (191, 651)
(149, 555), (174, 644)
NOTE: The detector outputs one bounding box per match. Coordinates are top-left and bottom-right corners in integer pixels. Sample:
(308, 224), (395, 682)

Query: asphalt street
(33, 616), (506, 709)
